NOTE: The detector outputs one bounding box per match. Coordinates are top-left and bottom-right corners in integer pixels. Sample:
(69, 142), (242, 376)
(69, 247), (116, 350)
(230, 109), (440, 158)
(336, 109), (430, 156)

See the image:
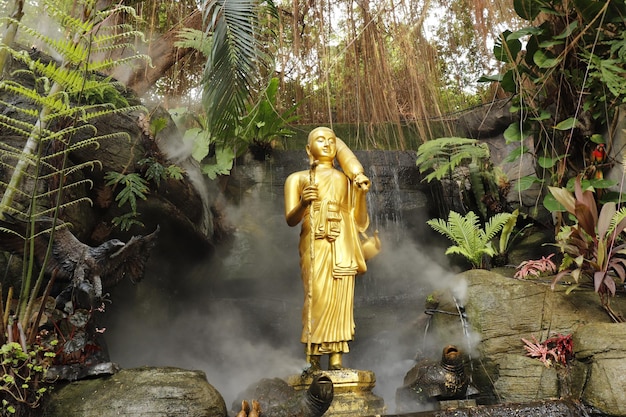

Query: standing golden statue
(284, 127), (380, 371)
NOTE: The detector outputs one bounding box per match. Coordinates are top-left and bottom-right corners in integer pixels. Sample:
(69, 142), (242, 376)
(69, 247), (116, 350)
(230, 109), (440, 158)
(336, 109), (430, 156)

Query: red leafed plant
(522, 334), (574, 367)
(515, 254), (557, 279)
(549, 176), (626, 322)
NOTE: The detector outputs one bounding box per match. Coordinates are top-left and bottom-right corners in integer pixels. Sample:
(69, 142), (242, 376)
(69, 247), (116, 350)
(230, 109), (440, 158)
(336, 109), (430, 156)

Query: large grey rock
(43, 367), (227, 417)
(430, 269), (626, 416)
(575, 323), (626, 415)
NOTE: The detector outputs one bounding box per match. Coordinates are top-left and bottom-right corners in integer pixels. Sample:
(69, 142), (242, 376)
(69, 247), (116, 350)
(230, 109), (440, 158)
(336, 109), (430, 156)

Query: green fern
(416, 137), (490, 183)
(427, 210), (514, 268)
(104, 171), (149, 214)
(0, 2), (153, 413)
(175, 28), (212, 56)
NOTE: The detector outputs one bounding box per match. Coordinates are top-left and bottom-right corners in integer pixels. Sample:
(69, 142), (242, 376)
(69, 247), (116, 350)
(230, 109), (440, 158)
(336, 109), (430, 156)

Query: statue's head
(306, 126), (337, 166)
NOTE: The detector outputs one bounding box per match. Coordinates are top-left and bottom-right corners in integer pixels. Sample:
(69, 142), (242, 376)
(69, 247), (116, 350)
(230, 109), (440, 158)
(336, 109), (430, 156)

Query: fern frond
(484, 212), (515, 241)
(81, 105), (146, 122)
(0, 115), (37, 137)
(42, 0), (94, 35)
(35, 179), (94, 199)
(0, 99), (39, 118)
(175, 28), (213, 56)
(88, 54), (152, 73)
(606, 207), (626, 236)
(427, 210), (493, 268)
(450, 210), (483, 249)
(36, 198), (93, 217)
(90, 30), (149, 49)
(416, 137), (490, 182)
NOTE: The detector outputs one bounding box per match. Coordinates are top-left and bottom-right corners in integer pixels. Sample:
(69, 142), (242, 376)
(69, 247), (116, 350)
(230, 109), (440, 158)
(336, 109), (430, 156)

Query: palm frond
(201, 0), (271, 138)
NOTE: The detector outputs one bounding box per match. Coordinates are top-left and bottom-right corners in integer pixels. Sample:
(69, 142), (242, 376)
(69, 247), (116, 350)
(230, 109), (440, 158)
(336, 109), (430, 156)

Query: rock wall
(431, 269), (626, 416)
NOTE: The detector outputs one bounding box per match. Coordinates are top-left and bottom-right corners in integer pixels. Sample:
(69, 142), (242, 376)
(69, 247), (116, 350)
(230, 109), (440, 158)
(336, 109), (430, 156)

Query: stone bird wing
(0, 215), (86, 281)
(99, 225), (160, 288)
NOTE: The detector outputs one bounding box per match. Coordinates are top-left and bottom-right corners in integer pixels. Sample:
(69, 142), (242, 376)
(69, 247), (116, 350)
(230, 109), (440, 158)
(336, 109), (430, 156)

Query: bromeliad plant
(550, 176), (626, 322)
(427, 210), (515, 269)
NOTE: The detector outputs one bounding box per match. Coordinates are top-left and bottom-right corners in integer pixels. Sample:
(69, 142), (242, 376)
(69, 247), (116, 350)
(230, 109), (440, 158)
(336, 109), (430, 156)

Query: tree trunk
(109, 9), (204, 96)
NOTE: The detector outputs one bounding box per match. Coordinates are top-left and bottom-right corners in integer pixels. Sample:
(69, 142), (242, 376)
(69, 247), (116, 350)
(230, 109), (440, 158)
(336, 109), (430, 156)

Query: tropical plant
(427, 210), (515, 269)
(549, 176), (626, 322)
(200, 0), (277, 145)
(514, 253), (557, 279)
(490, 208), (531, 267)
(0, 340), (56, 414)
(522, 333), (573, 367)
(237, 77), (299, 160)
(416, 137), (510, 219)
(0, 0), (151, 413)
(482, 0), (626, 202)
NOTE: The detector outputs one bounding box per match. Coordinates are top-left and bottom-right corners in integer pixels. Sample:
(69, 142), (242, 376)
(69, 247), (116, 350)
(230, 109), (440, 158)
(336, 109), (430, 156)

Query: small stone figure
(284, 127), (380, 371)
(395, 345), (479, 412)
(232, 375), (333, 417)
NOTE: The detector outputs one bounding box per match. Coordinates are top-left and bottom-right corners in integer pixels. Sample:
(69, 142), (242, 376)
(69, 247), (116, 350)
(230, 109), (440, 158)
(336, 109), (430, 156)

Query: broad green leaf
(530, 110), (552, 121)
(507, 26), (544, 40)
(554, 20), (579, 39)
(494, 31), (522, 63)
(554, 117), (580, 130)
(503, 145), (530, 163)
(503, 122), (531, 143)
(549, 186), (576, 214)
(543, 193), (566, 212)
(533, 49), (561, 68)
(478, 74), (504, 83)
(514, 0), (544, 20)
(538, 39), (565, 48)
(500, 70), (517, 93)
(538, 154), (566, 168)
(515, 175), (540, 192)
(590, 134), (605, 144)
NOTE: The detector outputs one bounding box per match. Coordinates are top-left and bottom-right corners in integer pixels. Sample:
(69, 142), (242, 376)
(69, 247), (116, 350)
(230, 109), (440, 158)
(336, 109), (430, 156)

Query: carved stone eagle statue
(0, 215), (160, 300)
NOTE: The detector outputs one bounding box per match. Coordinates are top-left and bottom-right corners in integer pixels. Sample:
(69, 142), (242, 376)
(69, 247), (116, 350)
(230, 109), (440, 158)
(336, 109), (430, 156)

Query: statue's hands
(301, 184), (319, 206)
(354, 172), (370, 192)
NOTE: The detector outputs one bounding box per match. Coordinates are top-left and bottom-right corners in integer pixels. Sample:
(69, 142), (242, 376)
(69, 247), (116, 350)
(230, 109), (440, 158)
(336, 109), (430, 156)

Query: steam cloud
(105, 162), (478, 414)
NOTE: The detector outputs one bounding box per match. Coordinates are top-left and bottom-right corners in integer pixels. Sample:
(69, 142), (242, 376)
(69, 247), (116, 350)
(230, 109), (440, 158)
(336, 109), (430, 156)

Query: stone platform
(287, 369), (386, 417)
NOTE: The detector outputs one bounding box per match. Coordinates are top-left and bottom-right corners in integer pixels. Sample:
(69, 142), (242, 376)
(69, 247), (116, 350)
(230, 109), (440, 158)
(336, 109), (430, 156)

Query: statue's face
(307, 130), (337, 162)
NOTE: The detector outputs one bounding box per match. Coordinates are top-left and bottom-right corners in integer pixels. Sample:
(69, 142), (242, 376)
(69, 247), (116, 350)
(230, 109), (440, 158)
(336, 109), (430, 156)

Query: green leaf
(538, 154), (566, 168)
(478, 74), (504, 83)
(554, 20), (579, 39)
(529, 110), (552, 121)
(494, 31), (522, 63)
(503, 145), (530, 163)
(554, 117), (580, 130)
(507, 26), (544, 40)
(533, 49), (561, 68)
(500, 69), (517, 93)
(543, 193), (566, 212)
(590, 134), (605, 144)
(503, 122), (531, 143)
(201, 146), (235, 179)
(515, 175), (541, 192)
(514, 0), (544, 20)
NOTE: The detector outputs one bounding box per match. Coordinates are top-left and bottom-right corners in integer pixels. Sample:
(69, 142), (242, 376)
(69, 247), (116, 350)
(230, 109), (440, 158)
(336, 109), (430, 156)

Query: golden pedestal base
(287, 369), (386, 417)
